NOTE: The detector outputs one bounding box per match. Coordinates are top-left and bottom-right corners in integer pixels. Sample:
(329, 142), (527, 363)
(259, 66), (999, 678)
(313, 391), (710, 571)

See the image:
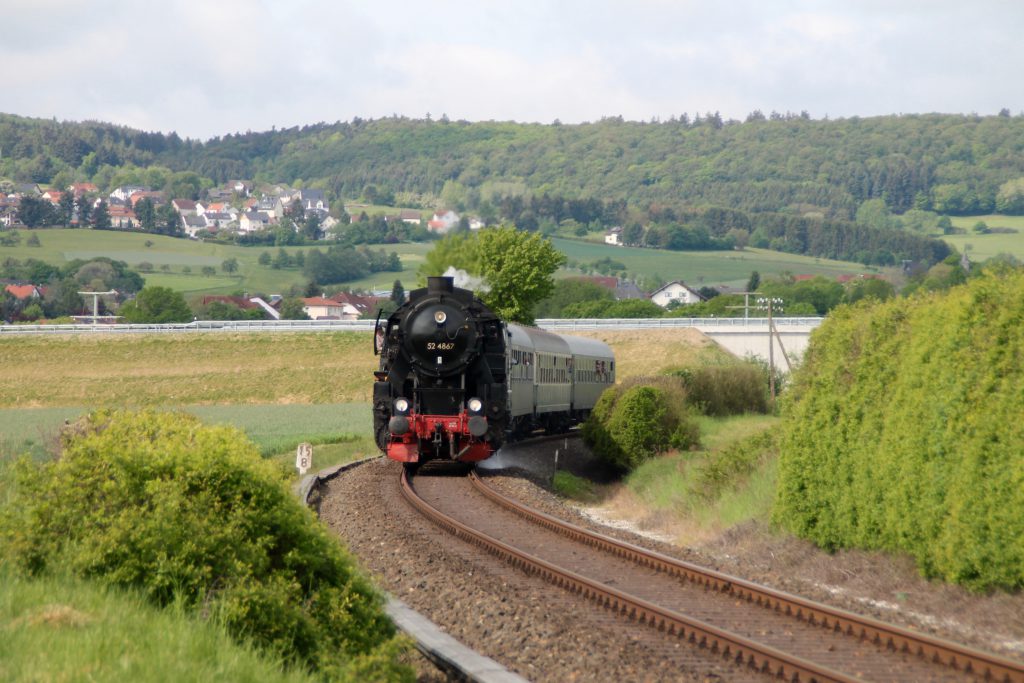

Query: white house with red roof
(330, 291), (383, 319)
(301, 296), (344, 320)
(4, 284), (42, 300)
(67, 183), (99, 197)
(427, 209), (460, 234)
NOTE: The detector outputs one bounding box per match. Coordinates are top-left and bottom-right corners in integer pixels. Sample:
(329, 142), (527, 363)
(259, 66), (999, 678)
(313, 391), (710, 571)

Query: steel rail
(468, 471), (1024, 683)
(401, 470), (858, 683)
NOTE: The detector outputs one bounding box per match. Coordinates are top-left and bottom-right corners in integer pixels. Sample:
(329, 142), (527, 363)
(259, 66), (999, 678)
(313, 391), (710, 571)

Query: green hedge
(774, 272), (1024, 590)
(582, 376), (699, 470)
(673, 362), (769, 416)
(0, 410), (411, 681)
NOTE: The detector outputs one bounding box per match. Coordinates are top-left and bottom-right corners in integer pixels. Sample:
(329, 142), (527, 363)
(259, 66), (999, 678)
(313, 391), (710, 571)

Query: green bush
(582, 377), (699, 470)
(0, 409), (411, 681)
(692, 428), (777, 502)
(774, 271), (1024, 591)
(673, 362), (769, 416)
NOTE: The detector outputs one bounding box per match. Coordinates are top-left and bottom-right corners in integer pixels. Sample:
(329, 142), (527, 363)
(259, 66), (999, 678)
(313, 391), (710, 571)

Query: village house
(14, 183), (41, 196)
(67, 182), (99, 197)
(0, 205), (20, 227)
(230, 180), (252, 197)
(129, 190), (165, 207)
(182, 214), (207, 238)
(171, 198), (197, 216)
(204, 212), (235, 230)
(298, 189), (328, 213)
(649, 281), (704, 308)
(107, 203), (138, 229)
(3, 284), (43, 300)
(427, 209), (460, 234)
(239, 211), (272, 233)
(330, 291), (383, 319)
(109, 185), (149, 203)
(399, 209), (422, 225)
(257, 196), (286, 219)
(301, 296), (344, 320)
(41, 189), (64, 204)
(604, 226), (623, 246)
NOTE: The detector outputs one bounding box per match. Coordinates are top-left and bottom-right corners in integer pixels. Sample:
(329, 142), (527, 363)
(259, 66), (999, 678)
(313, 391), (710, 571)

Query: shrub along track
(403, 468), (1024, 683)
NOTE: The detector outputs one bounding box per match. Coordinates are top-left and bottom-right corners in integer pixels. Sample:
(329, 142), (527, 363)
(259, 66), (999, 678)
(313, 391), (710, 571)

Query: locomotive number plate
(426, 342), (456, 351)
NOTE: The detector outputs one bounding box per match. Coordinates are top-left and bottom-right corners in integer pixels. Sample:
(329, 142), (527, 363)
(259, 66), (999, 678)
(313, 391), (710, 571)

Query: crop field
(550, 238), (876, 287)
(0, 328), (716, 462)
(0, 332), (377, 407)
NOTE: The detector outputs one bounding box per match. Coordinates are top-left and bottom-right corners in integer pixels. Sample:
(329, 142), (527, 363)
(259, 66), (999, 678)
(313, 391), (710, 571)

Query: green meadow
(1, 229), (879, 303)
(1, 228), (433, 296)
(944, 215), (1024, 260)
(550, 237), (876, 287)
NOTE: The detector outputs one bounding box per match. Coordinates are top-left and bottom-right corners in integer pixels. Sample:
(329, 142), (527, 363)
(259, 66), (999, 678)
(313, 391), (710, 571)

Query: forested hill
(3, 112), (1024, 223)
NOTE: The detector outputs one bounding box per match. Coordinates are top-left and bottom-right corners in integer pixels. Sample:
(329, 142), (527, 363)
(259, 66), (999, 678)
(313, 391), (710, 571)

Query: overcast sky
(4, 0), (1022, 141)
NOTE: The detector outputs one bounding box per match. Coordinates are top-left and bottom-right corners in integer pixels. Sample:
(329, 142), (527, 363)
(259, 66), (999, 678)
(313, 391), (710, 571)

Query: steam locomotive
(373, 276), (615, 466)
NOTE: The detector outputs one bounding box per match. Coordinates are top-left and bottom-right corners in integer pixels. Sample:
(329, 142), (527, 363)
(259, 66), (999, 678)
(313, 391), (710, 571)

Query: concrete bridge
(536, 317), (823, 368)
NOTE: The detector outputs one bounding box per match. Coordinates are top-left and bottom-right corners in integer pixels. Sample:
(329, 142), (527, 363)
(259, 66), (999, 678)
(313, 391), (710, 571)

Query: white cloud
(2, 1), (1023, 137)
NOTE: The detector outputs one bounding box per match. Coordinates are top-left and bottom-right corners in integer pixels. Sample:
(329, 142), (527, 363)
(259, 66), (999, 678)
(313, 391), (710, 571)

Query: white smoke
(444, 266), (491, 294)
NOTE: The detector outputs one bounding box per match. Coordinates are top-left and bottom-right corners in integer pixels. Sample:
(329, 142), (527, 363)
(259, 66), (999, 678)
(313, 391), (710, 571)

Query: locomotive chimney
(427, 276), (454, 294)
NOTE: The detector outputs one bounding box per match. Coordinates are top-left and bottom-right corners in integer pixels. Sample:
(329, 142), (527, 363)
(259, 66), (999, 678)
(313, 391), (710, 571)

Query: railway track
(402, 468), (1024, 683)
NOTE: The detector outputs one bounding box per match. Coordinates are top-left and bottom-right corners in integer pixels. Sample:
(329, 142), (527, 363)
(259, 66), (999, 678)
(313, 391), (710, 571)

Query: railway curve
(402, 468), (1024, 683)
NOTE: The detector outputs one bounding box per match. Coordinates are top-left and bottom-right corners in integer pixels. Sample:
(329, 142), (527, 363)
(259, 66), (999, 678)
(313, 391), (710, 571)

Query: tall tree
(390, 279), (405, 305)
(92, 200), (111, 229)
(119, 286), (192, 323)
(420, 226), (566, 324)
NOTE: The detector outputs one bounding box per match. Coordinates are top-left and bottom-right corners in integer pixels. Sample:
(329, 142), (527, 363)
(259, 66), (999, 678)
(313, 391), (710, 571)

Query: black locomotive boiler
(373, 276), (615, 466)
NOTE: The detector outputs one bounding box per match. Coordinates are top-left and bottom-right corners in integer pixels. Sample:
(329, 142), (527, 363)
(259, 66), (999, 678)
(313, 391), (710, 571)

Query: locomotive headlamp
(393, 398), (410, 414)
(434, 310), (447, 324)
(467, 397), (483, 414)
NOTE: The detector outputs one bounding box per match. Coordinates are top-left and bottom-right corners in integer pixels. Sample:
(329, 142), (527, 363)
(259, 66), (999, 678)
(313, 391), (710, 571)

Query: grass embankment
(0, 569), (319, 683)
(552, 329), (781, 542)
(556, 414), (780, 542)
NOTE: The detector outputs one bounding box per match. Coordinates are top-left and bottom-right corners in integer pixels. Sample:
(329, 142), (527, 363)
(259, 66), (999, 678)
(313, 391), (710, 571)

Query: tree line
(4, 111), (1024, 220)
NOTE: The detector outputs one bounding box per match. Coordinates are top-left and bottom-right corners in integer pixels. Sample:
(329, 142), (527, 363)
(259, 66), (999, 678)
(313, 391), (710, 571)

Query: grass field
(550, 237), (877, 288)
(943, 215), (1024, 260)
(0, 569), (316, 683)
(0, 228), (434, 297)
(2, 229), (880, 303)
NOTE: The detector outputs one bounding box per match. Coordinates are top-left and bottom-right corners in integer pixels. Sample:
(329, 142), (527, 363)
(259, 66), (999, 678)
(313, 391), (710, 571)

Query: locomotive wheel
(374, 423), (390, 452)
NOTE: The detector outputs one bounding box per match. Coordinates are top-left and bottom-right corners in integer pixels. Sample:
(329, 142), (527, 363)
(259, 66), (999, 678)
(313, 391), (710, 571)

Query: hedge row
(581, 376), (699, 470)
(0, 410), (411, 681)
(774, 272), (1024, 590)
